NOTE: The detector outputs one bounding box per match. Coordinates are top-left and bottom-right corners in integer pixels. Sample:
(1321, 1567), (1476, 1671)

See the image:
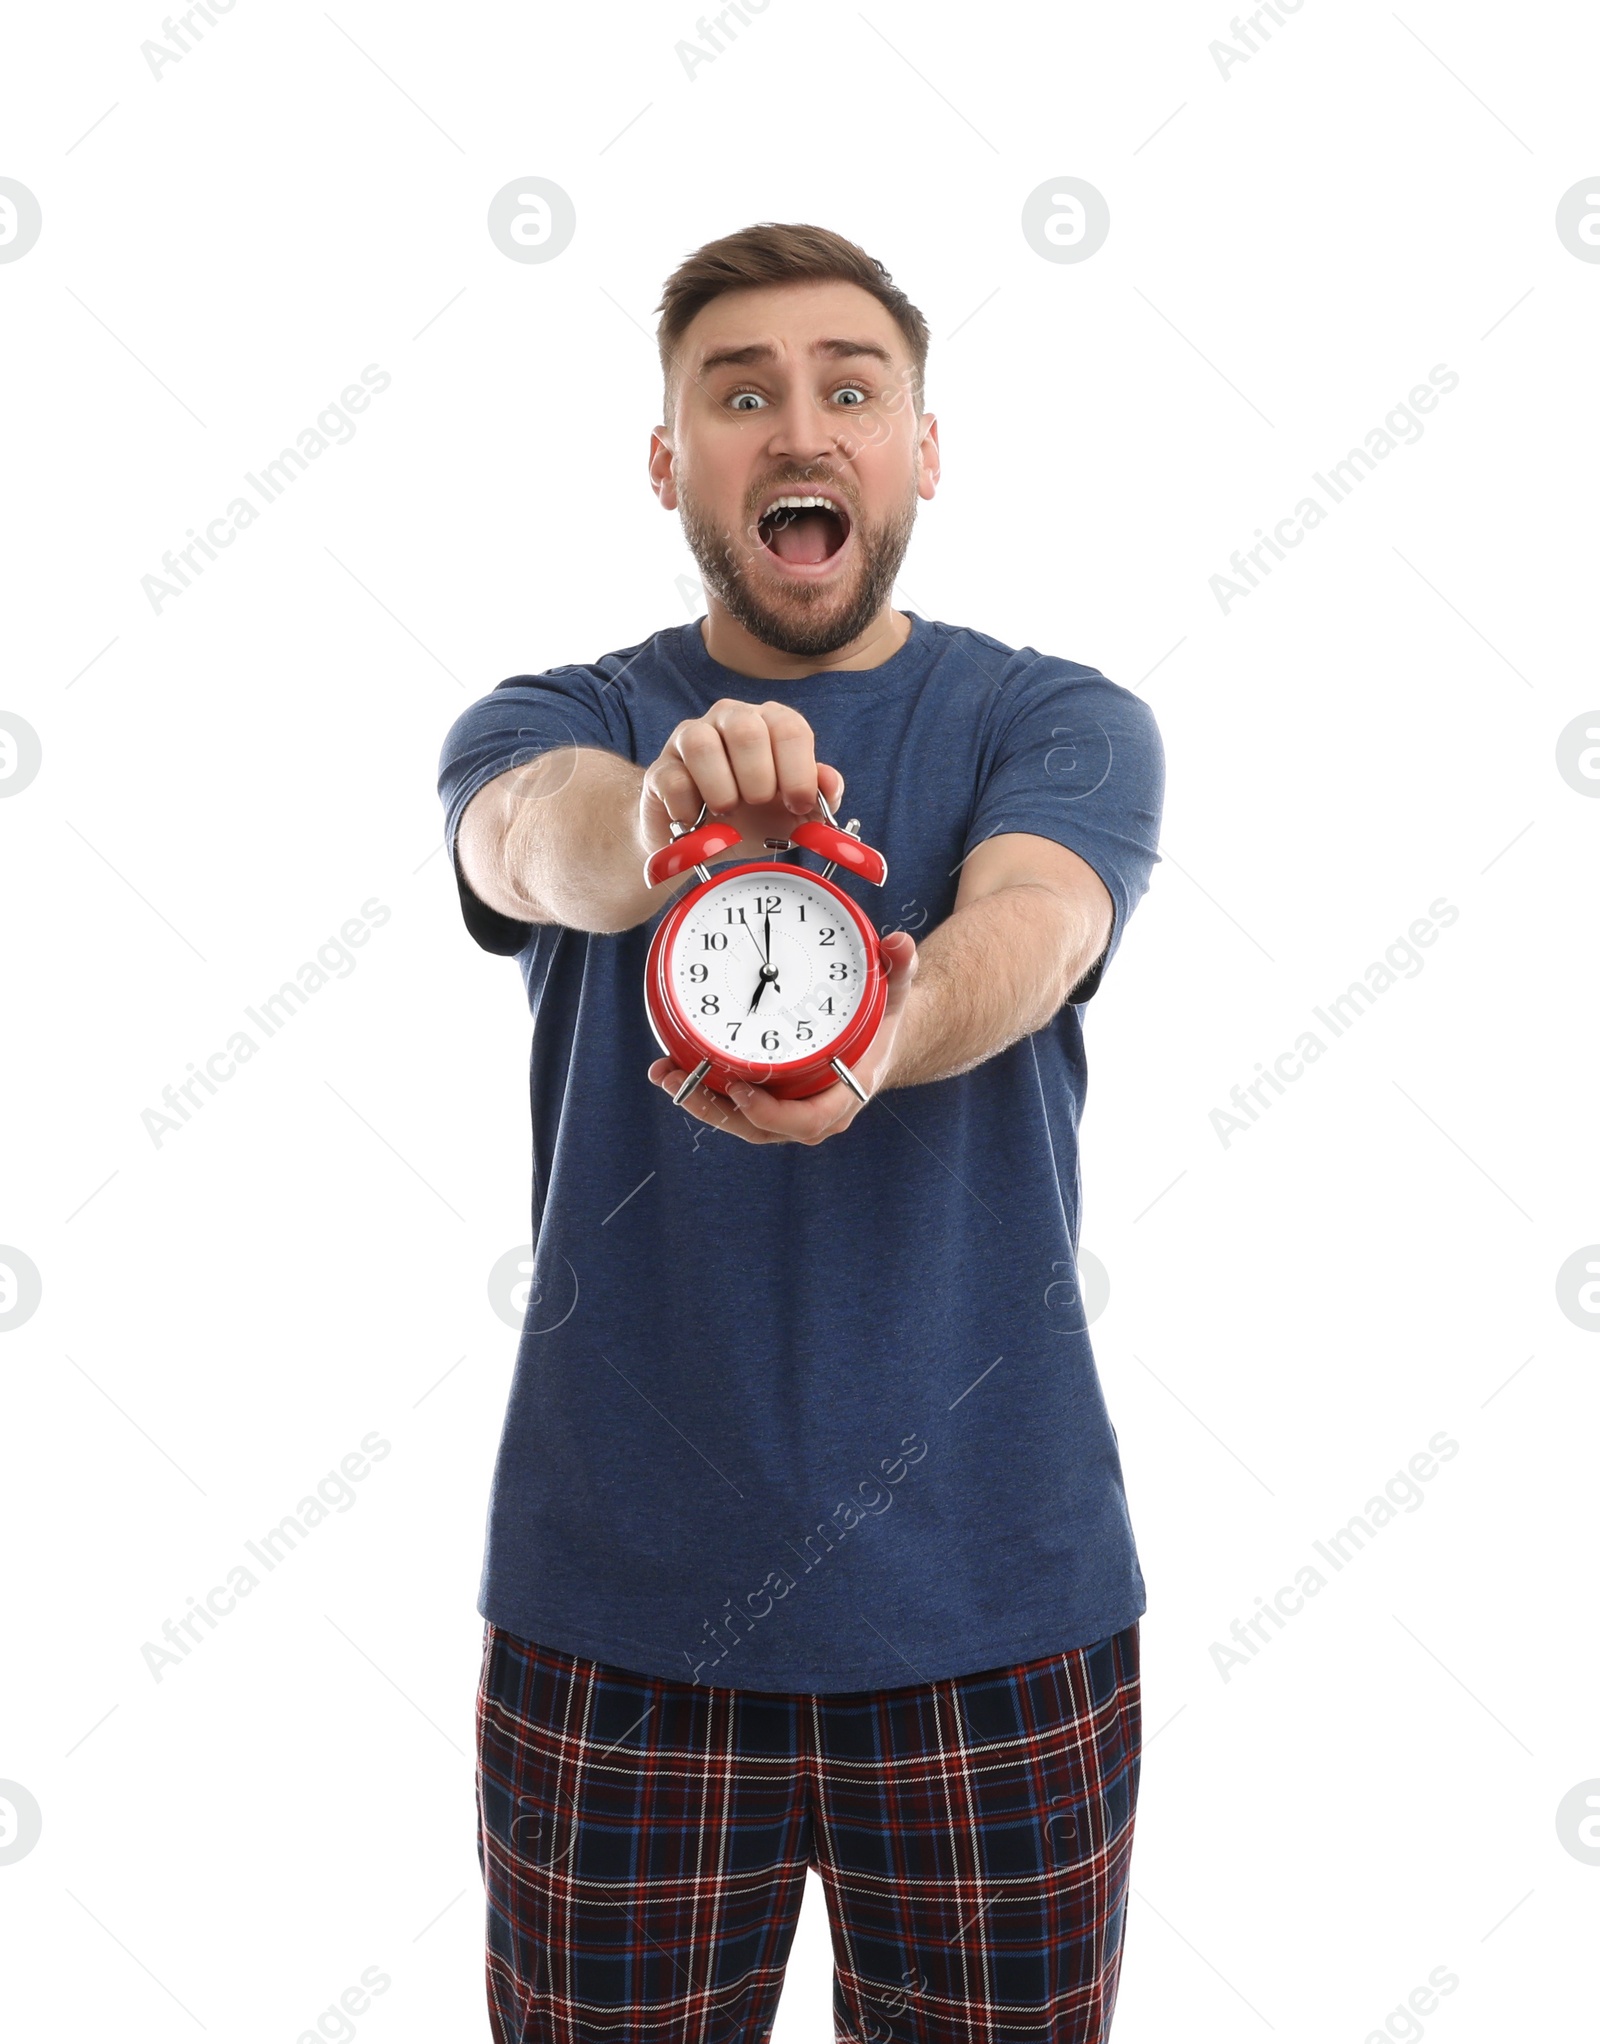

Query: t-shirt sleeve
(436, 668), (626, 955)
(962, 663), (1164, 1004)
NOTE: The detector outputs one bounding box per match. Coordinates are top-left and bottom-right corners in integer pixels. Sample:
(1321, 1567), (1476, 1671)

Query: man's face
(651, 280), (938, 659)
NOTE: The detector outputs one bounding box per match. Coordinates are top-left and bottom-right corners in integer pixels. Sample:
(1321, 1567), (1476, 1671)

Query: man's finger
(879, 929), (919, 1015)
(726, 1077), (855, 1142)
(648, 1060), (786, 1142)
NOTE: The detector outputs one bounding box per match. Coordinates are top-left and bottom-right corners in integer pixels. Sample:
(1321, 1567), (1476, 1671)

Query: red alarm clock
(642, 786), (890, 1107)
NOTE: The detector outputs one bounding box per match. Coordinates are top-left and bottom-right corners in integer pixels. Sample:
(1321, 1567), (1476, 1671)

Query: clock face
(668, 870), (869, 1066)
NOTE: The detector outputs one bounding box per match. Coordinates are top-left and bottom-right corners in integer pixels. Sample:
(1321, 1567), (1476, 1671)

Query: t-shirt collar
(675, 610), (929, 695)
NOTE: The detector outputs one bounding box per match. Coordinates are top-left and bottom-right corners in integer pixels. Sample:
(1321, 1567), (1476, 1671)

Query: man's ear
(649, 427), (678, 510)
(916, 412), (940, 501)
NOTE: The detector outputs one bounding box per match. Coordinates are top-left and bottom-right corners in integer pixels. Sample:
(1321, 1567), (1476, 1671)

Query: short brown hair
(654, 221), (930, 423)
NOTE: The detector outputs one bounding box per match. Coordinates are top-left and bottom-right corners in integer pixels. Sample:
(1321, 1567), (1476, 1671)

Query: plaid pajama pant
(474, 1618), (1142, 2044)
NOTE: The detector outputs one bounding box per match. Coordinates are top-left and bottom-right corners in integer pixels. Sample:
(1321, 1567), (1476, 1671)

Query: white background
(2, 0), (1597, 2038)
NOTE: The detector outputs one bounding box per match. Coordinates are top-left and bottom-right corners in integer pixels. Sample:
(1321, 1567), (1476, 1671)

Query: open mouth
(756, 491), (852, 569)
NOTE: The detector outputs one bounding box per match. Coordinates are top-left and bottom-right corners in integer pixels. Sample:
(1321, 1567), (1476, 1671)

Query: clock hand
(741, 911), (782, 1018)
(740, 917), (775, 1013)
(746, 960), (780, 1015)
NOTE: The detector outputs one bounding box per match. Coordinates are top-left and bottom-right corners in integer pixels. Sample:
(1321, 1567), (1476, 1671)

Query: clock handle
(643, 799), (742, 887)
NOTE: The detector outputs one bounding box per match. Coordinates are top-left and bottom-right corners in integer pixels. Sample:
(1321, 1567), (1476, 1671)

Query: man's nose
(762, 393), (847, 464)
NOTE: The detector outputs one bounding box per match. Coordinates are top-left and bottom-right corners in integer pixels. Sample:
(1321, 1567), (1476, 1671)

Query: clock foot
(672, 1057), (711, 1106)
(830, 1056), (869, 1105)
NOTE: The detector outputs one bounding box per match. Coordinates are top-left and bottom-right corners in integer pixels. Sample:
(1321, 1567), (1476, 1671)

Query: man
(438, 222), (1164, 2044)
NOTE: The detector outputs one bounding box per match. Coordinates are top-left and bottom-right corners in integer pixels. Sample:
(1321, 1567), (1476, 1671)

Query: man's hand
(640, 698), (845, 868)
(648, 930), (920, 1146)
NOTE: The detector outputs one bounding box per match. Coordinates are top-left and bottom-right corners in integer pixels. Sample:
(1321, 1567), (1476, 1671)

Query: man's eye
(726, 386), (869, 411)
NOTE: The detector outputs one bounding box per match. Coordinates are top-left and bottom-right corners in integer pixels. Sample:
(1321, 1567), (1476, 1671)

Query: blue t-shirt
(437, 611), (1164, 1692)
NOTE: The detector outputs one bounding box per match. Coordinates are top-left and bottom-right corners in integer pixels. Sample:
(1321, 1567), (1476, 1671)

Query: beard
(676, 470), (919, 660)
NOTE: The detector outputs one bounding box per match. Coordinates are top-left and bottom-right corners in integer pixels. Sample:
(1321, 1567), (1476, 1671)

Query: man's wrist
(871, 885), (1092, 1094)
(875, 973), (935, 1093)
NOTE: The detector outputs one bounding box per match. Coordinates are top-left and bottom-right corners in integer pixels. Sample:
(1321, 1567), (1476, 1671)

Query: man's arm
(880, 834), (1113, 1090)
(457, 747), (677, 936)
(455, 702), (849, 939)
(651, 830), (1114, 1146)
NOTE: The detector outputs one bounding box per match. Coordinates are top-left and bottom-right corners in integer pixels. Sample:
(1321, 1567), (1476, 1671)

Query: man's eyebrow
(695, 337), (895, 377)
